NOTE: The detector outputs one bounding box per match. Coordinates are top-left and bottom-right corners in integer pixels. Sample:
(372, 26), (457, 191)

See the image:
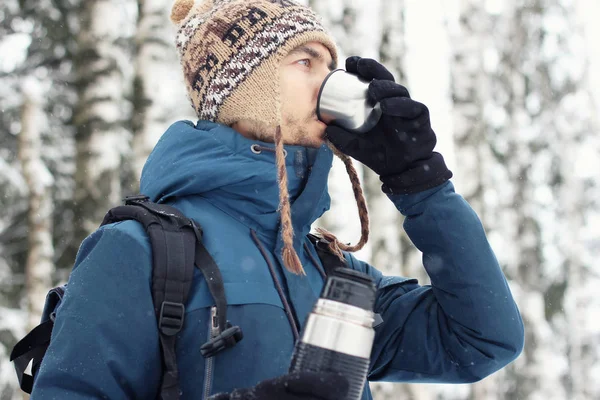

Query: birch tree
(18, 78), (55, 331)
(72, 0), (134, 247)
(448, 0), (495, 220)
(2, 0), (82, 273)
(0, 79), (29, 400)
(130, 0), (188, 185)
(0, 1), (71, 397)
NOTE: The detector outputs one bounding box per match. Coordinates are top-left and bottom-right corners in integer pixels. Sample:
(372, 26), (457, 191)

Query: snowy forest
(1, 0), (599, 399)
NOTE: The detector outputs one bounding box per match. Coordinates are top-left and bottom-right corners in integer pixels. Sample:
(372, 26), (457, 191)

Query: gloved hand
(325, 56), (452, 194)
(208, 371), (349, 400)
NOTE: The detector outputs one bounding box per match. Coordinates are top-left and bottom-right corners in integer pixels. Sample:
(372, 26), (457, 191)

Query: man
(31, 0), (524, 399)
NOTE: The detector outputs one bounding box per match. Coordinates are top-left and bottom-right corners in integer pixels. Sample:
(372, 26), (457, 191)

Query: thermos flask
(289, 268), (377, 400)
(317, 69), (382, 133)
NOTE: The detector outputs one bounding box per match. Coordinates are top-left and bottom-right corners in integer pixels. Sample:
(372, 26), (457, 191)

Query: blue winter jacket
(31, 120), (524, 399)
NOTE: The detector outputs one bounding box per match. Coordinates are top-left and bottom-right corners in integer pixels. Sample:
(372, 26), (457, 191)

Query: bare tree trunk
(72, 0), (131, 248)
(18, 78), (55, 331)
(554, 11), (599, 399)
(448, 0), (492, 219)
(131, 0), (184, 186)
(560, 144), (586, 400)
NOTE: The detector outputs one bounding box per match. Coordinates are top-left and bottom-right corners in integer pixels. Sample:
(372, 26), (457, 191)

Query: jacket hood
(140, 120), (333, 238)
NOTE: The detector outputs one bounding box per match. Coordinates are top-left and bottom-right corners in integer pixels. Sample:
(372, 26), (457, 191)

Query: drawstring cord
(250, 232), (330, 343)
(250, 229), (300, 342)
(303, 243), (326, 281)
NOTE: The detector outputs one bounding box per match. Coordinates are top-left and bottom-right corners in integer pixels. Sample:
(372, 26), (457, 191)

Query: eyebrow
(288, 46), (337, 71)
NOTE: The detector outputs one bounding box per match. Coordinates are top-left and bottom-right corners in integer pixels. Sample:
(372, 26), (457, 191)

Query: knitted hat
(171, 0), (339, 127)
(171, 0), (370, 275)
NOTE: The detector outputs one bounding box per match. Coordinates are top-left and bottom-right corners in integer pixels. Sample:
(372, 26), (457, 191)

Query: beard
(232, 110), (323, 148)
(283, 111), (323, 148)
(236, 120), (276, 142)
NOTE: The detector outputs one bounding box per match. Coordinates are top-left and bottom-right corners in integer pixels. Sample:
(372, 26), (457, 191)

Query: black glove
(208, 371), (349, 400)
(326, 56), (452, 194)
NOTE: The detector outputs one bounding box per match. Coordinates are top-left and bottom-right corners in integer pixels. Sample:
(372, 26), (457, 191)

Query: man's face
(230, 41), (335, 148)
(278, 41), (336, 148)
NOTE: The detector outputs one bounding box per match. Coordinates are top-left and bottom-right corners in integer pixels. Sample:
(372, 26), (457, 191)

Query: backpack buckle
(158, 301), (185, 336)
(200, 323), (244, 358)
(123, 195), (150, 205)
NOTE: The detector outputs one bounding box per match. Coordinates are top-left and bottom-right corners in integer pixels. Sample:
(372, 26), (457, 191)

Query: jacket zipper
(202, 306), (218, 399)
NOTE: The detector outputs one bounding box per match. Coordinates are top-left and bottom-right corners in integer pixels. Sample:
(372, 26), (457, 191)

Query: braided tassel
(317, 142), (370, 261)
(275, 126), (305, 275)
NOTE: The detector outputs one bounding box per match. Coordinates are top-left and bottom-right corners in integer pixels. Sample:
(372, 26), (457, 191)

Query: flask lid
(322, 268), (376, 311)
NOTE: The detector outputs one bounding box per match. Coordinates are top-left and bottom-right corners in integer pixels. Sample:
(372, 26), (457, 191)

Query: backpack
(9, 194), (345, 399)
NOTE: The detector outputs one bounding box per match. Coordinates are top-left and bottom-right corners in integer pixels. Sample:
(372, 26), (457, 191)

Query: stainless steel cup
(317, 69), (382, 133)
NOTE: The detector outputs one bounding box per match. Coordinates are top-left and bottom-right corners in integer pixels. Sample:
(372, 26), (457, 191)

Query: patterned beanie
(171, 0), (339, 127)
(170, 0), (370, 275)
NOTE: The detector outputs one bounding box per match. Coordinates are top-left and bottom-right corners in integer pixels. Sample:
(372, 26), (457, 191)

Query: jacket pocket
(181, 281), (292, 399)
(187, 281), (285, 312)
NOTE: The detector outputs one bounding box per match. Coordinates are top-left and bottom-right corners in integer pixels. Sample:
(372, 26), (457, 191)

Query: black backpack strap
(306, 234), (348, 276)
(10, 320), (53, 393)
(102, 196), (195, 400)
(102, 195), (242, 400)
(10, 286), (65, 394)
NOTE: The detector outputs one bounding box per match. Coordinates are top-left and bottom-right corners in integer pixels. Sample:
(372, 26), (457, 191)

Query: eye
(296, 59), (311, 67)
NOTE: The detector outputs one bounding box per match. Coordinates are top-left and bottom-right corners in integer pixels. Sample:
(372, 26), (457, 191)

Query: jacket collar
(140, 120), (333, 241)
